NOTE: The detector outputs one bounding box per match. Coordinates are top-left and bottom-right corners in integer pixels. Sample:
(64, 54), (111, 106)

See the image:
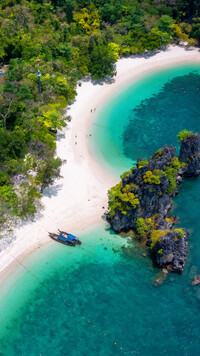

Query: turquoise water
(89, 63), (200, 179)
(1, 63), (200, 355)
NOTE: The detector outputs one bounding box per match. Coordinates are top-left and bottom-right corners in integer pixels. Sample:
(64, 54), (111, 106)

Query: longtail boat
(49, 232), (76, 246)
(58, 230), (82, 245)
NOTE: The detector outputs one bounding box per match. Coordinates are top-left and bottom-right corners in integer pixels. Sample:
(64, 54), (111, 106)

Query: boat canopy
(67, 233), (77, 240)
(58, 234), (68, 242)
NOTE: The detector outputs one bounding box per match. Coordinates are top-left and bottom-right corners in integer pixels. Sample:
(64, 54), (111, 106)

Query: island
(107, 130), (200, 272)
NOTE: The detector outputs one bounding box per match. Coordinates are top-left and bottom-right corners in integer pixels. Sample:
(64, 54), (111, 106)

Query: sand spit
(0, 44), (199, 282)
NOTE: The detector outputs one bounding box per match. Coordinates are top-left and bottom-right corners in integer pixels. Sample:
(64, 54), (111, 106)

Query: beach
(0, 44), (200, 283)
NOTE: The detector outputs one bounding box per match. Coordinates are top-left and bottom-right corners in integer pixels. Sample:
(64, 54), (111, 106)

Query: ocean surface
(1, 63), (200, 356)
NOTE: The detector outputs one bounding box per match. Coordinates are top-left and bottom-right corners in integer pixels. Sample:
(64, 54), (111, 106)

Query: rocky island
(107, 130), (200, 272)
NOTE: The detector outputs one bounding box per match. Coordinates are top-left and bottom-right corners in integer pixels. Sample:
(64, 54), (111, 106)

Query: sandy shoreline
(0, 44), (200, 284)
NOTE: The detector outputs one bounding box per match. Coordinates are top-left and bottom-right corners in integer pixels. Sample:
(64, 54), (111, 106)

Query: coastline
(0, 44), (200, 284)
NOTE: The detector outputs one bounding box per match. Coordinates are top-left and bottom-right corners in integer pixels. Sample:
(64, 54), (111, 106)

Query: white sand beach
(0, 44), (200, 282)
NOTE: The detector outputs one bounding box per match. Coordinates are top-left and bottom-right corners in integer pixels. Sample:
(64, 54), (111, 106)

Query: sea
(1, 63), (200, 356)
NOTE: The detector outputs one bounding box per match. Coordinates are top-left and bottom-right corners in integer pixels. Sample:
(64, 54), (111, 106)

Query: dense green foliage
(108, 181), (139, 217)
(164, 157), (185, 193)
(143, 170), (161, 184)
(137, 159), (148, 168)
(177, 129), (197, 141)
(0, 0), (199, 229)
(107, 150), (185, 227)
(142, 156), (185, 194)
(135, 216), (185, 249)
(135, 216), (170, 248)
(135, 215), (186, 248)
(174, 228), (184, 238)
(135, 216), (154, 237)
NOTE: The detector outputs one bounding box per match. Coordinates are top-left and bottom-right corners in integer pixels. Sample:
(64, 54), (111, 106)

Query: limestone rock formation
(179, 133), (200, 177)
(107, 132), (200, 272)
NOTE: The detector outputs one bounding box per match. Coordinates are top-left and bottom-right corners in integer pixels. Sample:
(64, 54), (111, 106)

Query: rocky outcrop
(107, 132), (200, 273)
(154, 229), (189, 272)
(179, 133), (200, 177)
(109, 145), (180, 233)
(191, 275), (200, 286)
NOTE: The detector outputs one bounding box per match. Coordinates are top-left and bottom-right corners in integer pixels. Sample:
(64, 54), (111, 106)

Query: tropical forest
(0, 0), (200, 231)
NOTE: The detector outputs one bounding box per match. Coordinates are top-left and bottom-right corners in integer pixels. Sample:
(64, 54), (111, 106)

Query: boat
(58, 229), (82, 245)
(48, 232), (76, 246)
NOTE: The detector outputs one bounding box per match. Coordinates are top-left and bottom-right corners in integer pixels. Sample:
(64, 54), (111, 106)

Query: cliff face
(107, 133), (200, 272)
(109, 145), (180, 233)
(179, 133), (200, 177)
(154, 230), (189, 272)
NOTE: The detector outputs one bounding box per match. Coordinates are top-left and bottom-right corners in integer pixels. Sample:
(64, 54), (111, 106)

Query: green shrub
(135, 216), (156, 237)
(143, 170), (161, 185)
(0, 171), (10, 186)
(150, 229), (169, 249)
(164, 157), (185, 194)
(16, 182), (42, 218)
(0, 185), (19, 218)
(164, 167), (177, 194)
(177, 130), (196, 141)
(18, 84), (33, 100)
(174, 228), (184, 238)
(135, 218), (147, 236)
(138, 159), (148, 168)
(108, 181), (139, 217)
(153, 148), (164, 158)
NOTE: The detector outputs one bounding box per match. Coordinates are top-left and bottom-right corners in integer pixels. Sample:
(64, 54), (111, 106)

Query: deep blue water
(123, 72), (200, 159)
(1, 64), (200, 356)
(89, 64), (200, 179)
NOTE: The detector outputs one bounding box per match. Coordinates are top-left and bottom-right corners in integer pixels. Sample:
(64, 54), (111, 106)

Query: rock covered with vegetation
(154, 229), (189, 272)
(107, 131), (200, 272)
(178, 130), (200, 177)
(107, 145), (185, 233)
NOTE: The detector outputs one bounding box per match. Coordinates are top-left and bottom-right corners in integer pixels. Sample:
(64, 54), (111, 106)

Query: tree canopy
(0, 0), (199, 230)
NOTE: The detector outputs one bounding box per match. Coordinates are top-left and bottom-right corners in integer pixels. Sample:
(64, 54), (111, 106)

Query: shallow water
(1, 63), (200, 355)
